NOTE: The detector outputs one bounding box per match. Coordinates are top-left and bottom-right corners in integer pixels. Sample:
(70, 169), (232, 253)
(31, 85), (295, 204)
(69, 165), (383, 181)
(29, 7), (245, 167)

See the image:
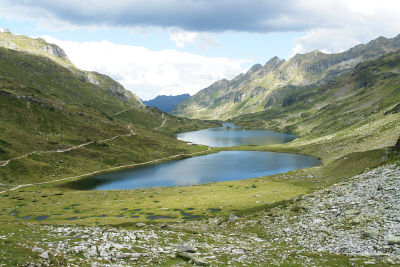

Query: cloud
(290, 0), (400, 54)
(169, 29), (220, 49)
(2, 1), (400, 56)
(291, 28), (364, 56)
(42, 36), (249, 100)
(0, 0), (391, 33)
(170, 31), (197, 48)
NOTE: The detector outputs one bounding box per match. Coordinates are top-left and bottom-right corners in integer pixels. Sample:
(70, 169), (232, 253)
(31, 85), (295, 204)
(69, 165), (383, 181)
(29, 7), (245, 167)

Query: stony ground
(2, 162), (398, 266)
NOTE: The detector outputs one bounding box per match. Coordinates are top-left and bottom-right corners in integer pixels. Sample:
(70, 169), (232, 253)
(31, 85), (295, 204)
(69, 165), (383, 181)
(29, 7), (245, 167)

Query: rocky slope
(2, 162), (399, 266)
(143, 94), (190, 113)
(172, 34), (400, 120)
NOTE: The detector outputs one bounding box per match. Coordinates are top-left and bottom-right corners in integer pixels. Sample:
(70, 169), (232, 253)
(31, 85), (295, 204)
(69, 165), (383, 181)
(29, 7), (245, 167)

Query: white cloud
(169, 31), (197, 48)
(291, 28), (363, 56)
(42, 36), (249, 100)
(291, 0), (400, 55)
(169, 29), (220, 50)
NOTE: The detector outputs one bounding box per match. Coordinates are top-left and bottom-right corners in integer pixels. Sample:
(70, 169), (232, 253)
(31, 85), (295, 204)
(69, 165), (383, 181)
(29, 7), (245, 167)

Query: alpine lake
(70, 123), (321, 190)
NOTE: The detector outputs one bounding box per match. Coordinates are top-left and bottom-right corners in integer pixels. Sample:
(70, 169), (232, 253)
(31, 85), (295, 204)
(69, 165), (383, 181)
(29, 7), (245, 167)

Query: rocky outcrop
(84, 72), (143, 105)
(36, 38), (69, 61)
(0, 32), (71, 66)
(396, 137), (400, 150)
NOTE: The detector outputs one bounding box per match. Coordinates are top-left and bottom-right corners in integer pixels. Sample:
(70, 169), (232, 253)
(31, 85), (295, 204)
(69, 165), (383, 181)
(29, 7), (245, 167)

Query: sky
(1, 1), (400, 100)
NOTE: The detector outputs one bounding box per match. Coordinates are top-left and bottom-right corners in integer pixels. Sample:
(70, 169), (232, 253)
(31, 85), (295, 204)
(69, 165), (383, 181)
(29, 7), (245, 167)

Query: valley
(0, 30), (399, 266)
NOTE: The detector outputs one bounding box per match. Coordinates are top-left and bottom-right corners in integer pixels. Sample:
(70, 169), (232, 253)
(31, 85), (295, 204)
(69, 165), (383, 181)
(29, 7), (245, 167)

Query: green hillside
(172, 34), (400, 120)
(234, 51), (400, 161)
(0, 36), (217, 187)
(0, 32), (399, 266)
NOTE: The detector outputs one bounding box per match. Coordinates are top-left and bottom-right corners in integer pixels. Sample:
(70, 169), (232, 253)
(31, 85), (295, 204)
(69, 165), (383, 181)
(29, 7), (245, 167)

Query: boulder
(388, 236), (400, 245)
(362, 230), (379, 239)
(395, 137), (400, 150)
(176, 252), (209, 266)
(228, 214), (238, 223)
(136, 223), (146, 228)
(39, 251), (50, 259)
(177, 244), (197, 253)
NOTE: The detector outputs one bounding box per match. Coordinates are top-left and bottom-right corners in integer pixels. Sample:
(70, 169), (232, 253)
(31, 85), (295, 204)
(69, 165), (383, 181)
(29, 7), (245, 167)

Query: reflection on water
(68, 151), (321, 190)
(176, 123), (297, 147)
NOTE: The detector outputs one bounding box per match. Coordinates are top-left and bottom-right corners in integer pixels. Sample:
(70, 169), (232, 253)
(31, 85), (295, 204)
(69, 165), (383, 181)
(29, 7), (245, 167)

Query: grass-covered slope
(0, 32), (399, 266)
(234, 51), (400, 161)
(0, 45), (217, 187)
(172, 34), (400, 120)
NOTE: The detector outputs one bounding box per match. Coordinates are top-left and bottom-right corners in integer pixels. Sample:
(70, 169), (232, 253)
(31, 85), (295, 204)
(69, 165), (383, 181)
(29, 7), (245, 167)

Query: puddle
(35, 216), (49, 221)
(208, 208), (221, 212)
(180, 212), (193, 216)
(66, 217), (79, 220)
(22, 216), (33, 220)
(115, 215), (124, 218)
(183, 215), (204, 219)
(98, 214), (107, 218)
(147, 215), (176, 220)
(131, 216), (139, 218)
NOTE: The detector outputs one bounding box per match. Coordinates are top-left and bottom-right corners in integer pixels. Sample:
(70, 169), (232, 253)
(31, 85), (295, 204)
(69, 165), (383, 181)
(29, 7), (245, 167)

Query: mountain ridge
(0, 31), (143, 105)
(142, 94), (191, 113)
(172, 34), (400, 120)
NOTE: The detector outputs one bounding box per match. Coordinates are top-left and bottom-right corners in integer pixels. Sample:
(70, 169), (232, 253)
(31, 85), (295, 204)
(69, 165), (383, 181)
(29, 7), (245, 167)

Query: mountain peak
(0, 32), (143, 106)
(172, 33), (400, 120)
(0, 31), (72, 67)
(245, 64), (263, 76)
(263, 56), (284, 71)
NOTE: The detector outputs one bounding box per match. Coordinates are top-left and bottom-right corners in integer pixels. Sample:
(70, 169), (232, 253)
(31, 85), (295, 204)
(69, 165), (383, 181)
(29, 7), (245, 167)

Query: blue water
(68, 123), (319, 190)
(70, 151), (320, 190)
(176, 123), (297, 147)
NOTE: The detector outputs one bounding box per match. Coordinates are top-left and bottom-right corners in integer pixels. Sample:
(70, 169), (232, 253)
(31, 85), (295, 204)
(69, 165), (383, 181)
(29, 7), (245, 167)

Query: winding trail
(0, 146), (212, 194)
(0, 127), (136, 167)
(111, 107), (134, 116)
(154, 113), (167, 130)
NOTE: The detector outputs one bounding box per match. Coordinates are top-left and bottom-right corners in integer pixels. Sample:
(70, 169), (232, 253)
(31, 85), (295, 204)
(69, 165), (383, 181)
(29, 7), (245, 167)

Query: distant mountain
(143, 94), (190, 113)
(171, 34), (400, 120)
